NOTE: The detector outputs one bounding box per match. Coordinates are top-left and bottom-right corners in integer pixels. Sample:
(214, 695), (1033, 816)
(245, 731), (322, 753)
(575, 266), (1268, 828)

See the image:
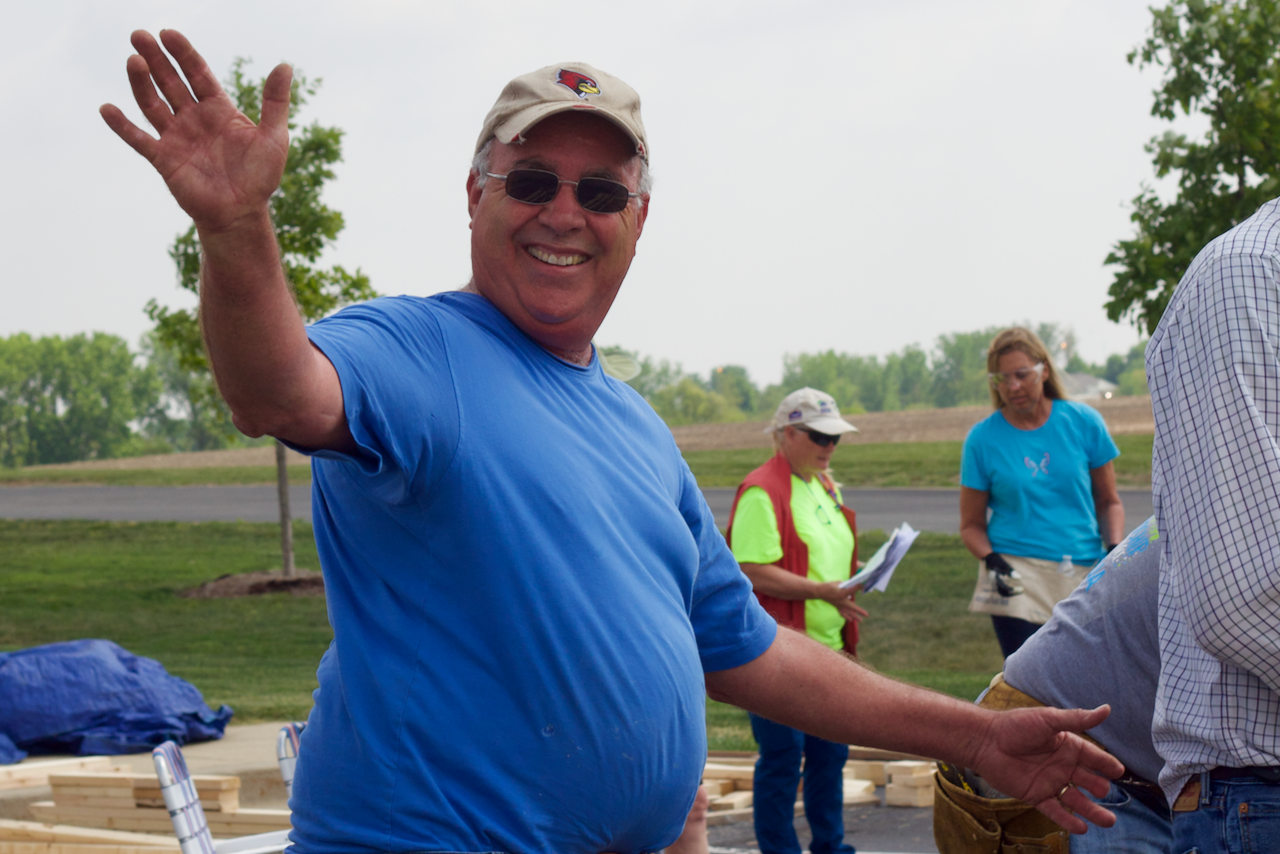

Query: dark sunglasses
(797, 427), (840, 448)
(486, 169), (638, 214)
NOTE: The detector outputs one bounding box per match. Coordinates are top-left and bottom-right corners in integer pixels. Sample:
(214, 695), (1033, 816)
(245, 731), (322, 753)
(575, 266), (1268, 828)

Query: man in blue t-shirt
(103, 29), (1125, 854)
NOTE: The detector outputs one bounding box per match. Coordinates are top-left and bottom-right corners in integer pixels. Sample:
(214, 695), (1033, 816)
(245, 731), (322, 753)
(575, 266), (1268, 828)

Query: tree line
(607, 324), (1148, 427)
(0, 324), (1150, 467)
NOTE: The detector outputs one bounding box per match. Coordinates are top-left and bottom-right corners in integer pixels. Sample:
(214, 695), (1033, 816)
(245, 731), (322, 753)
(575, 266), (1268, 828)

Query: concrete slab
(0, 722), (292, 820)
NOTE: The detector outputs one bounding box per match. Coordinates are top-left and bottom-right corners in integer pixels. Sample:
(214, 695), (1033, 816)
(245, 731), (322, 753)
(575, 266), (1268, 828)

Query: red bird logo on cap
(557, 69), (601, 99)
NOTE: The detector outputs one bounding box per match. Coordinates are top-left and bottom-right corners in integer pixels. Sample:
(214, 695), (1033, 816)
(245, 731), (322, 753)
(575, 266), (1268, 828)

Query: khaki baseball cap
(767, 388), (860, 435)
(476, 62), (648, 163)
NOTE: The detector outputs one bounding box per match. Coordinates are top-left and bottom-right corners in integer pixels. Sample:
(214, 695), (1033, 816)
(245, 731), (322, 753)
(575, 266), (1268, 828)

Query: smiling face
(466, 112), (649, 362)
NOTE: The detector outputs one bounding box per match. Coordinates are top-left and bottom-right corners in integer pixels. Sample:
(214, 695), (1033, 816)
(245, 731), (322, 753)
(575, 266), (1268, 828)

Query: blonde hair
(986, 327), (1066, 409)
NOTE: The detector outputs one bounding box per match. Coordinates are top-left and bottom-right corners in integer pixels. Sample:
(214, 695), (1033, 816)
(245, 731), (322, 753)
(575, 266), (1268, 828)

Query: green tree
(930, 328), (1004, 408)
(648, 377), (742, 426)
(0, 333), (160, 467)
(1105, 0), (1280, 332)
(145, 59), (376, 575)
(710, 365), (762, 415)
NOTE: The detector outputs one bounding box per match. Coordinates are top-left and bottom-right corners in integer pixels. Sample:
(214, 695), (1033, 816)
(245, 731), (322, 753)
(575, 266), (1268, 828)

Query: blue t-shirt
(287, 293), (776, 854)
(960, 399), (1118, 563)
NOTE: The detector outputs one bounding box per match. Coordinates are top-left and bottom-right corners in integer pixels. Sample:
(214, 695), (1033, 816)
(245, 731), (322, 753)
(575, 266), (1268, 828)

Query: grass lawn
(1, 521), (1002, 750)
(0, 435), (1151, 490)
(0, 465), (313, 487)
(0, 519), (330, 722)
(684, 433), (1153, 489)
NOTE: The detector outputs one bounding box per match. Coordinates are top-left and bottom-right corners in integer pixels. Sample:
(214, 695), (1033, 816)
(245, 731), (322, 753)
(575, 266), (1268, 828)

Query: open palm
(101, 29), (291, 234)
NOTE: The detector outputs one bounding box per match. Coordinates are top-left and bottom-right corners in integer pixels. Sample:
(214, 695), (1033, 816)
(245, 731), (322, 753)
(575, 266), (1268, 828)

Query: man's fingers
(1033, 795), (1088, 835)
(125, 53), (174, 135)
(129, 29), (196, 114)
(259, 64), (294, 134)
(99, 103), (158, 161)
(1059, 782), (1117, 829)
(159, 29), (224, 103)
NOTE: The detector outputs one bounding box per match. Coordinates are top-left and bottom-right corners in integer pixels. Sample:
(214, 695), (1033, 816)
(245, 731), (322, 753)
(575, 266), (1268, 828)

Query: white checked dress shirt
(1148, 197), (1280, 803)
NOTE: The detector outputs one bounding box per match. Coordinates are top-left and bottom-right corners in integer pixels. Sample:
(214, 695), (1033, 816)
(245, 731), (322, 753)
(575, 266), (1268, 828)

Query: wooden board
(45, 777), (132, 791)
(0, 760), (117, 792)
(884, 783), (934, 808)
(844, 761), (886, 786)
(708, 791), (752, 812)
(701, 763), (753, 782)
(885, 760), (935, 782)
(0, 819), (177, 847)
(0, 843), (178, 854)
(700, 779), (735, 797)
(26, 806), (289, 838)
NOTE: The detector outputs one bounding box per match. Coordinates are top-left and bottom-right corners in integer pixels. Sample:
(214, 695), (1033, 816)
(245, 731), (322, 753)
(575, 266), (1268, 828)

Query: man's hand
(100, 29), (291, 235)
(814, 581), (868, 624)
(968, 705), (1124, 834)
(984, 552), (1023, 598)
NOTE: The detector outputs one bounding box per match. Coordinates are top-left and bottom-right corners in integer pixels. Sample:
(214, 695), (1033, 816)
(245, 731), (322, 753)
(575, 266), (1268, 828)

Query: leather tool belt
(932, 674), (1070, 854)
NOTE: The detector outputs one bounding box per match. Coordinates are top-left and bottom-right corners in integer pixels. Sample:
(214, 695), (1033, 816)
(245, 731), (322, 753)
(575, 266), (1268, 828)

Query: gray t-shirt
(1003, 517), (1163, 783)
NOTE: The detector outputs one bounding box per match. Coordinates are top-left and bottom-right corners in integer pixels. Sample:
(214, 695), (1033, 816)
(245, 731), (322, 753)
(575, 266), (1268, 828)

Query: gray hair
(471, 137), (652, 198)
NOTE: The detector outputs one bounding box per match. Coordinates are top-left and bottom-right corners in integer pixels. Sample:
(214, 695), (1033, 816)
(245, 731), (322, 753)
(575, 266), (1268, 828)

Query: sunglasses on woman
(485, 169), (638, 214)
(797, 427), (840, 447)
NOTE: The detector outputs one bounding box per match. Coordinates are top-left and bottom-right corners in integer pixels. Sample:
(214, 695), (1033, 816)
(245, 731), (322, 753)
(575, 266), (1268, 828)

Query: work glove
(984, 552), (1023, 598)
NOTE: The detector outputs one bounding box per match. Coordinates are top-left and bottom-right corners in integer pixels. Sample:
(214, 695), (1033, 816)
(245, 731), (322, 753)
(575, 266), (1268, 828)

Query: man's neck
(459, 281), (594, 366)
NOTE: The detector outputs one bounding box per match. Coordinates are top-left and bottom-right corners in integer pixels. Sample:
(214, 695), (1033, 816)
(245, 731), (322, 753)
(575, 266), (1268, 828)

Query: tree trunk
(276, 439), (295, 578)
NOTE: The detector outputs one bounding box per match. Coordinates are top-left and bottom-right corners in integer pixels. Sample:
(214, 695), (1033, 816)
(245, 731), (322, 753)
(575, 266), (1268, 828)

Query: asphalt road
(0, 484), (1153, 534)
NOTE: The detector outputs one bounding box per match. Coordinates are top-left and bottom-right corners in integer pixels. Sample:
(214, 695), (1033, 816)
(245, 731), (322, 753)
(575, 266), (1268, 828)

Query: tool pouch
(933, 766), (1069, 854)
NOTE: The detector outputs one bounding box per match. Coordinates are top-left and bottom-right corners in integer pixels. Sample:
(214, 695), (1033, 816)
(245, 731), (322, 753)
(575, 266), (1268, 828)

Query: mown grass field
(0, 521), (1000, 749)
(0, 465), (314, 487)
(0, 434), (1152, 489)
(684, 433), (1153, 488)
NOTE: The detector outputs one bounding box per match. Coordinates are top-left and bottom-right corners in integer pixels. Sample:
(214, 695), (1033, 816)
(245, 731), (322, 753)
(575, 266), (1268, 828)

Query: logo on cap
(789, 410), (803, 421)
(557, 69), (601, 99)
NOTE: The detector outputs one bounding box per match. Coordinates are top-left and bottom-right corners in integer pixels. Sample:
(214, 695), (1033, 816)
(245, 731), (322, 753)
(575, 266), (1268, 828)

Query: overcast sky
(4, 0), (1187, 386)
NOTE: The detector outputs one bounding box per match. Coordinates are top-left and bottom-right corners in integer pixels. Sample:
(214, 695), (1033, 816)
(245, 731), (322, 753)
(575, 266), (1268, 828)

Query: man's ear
(634, 194), (650, 239)
(466, 171), (483, 227)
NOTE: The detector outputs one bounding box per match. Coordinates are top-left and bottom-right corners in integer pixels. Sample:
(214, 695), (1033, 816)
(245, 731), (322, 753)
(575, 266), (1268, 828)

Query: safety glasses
(988, 362), (1045, 388)
(486, 169), (638, 214)
(797, 427), (840, 448)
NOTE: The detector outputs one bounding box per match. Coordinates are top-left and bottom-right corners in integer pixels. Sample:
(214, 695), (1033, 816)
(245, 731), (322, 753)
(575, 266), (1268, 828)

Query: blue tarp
(0, 639), (233, 764)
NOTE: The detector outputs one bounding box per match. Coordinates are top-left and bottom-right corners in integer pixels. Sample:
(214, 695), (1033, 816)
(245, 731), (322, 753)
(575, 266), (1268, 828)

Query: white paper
(839, 522), (920, 593)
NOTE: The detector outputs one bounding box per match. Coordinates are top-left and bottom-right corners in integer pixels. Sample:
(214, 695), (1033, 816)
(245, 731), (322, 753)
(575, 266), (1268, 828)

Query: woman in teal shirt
(960, 328), (1123, 658)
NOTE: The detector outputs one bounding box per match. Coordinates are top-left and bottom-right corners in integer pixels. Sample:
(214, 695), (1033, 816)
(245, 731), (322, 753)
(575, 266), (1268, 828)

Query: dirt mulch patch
(178, 568), (324, 599)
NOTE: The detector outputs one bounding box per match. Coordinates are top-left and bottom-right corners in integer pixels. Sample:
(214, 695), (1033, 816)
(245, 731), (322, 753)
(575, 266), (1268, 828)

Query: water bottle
(1058, 554), (1074, 575)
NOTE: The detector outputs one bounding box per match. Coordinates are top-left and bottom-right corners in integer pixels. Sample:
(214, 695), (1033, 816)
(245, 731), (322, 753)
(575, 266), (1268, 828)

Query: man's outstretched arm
(705, 628), (1123, 835)
(100, 29), (353, 453)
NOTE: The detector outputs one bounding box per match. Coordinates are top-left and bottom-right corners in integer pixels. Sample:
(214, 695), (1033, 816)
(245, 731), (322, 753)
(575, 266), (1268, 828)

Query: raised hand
(970, 705), (1124, 834)
(100, 29), (292, 235)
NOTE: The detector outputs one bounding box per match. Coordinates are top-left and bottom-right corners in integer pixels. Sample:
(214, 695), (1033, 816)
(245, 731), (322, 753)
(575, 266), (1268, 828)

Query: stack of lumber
(883, 760), (936, 808)
(0, 759), (119, 792)
(700, 755), (879, 825)
(0, 818), (179, 854)
(25, 772), (290, 838)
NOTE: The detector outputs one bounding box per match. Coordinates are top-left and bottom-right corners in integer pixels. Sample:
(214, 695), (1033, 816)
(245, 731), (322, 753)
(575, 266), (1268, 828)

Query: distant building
(1061, 371), (1119, 401)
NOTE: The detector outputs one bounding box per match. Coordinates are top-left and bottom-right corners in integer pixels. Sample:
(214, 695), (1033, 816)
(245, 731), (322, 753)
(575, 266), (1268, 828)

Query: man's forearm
(706, 628), (989, 766)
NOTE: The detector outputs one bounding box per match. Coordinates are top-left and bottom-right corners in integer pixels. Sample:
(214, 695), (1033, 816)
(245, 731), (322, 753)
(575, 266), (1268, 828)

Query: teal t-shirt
(960, 399), (1119, 563)
(729, 476), (855, 650)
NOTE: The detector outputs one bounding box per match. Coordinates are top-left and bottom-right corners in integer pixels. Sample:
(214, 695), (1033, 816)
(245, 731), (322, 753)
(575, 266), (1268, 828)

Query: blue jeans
(748, 713), (856, 854)
(1173, 774), (1280, 853)
(990, 615), (1041, 658)
(1067, 781), (1173, 853)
